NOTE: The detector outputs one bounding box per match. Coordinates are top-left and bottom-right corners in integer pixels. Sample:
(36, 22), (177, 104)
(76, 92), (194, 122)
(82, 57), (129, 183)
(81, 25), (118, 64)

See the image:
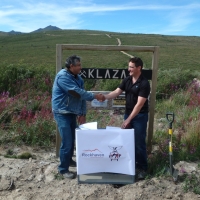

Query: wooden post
(55, 44), (62, 157)
(56, 44), (62, 72)
(147, 46), (159, 154)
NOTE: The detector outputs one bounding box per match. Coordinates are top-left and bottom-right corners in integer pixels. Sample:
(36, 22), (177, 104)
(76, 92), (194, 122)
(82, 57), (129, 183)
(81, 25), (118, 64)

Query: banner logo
(82, 149), (104, 158)
(108, 146), (122, 161)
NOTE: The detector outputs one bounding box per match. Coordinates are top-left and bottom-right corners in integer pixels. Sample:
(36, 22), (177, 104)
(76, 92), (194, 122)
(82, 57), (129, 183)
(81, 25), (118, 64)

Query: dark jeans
(124, 113), (148, 171)
(53, 113), (76, 174)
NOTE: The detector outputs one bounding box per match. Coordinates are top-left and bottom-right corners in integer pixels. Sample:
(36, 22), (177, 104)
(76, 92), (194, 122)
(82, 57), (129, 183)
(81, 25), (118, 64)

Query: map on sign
(112, 95), (125, 107)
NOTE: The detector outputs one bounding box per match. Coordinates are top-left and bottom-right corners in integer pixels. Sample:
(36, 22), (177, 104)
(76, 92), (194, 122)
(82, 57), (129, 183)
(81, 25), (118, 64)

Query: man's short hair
(129, 57), (143, 68)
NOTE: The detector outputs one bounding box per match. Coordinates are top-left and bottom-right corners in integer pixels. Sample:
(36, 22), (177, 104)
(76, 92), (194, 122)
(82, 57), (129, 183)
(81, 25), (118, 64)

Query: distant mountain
(0, 25), (62, 35)
(31, 25), (62, 33)
(0, 31), (8, 36)
(8, 30), (23, 35)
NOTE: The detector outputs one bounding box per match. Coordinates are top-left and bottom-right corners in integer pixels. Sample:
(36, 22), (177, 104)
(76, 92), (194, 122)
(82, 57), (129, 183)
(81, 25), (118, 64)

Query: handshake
(94, 93), (106, 102)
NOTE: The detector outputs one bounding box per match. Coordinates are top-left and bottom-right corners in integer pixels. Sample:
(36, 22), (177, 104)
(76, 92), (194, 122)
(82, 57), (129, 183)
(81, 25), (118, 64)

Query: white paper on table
(106, 126), (121, 129)
(79, 122), (97, 130)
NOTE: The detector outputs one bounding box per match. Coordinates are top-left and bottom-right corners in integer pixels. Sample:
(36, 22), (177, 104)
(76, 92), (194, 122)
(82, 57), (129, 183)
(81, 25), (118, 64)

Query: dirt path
(0, 145), (200, 200)
(105, 34), (134, 58)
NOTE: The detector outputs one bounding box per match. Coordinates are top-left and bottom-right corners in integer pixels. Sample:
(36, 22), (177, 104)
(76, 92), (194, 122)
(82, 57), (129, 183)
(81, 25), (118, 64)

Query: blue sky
(0, 0), (200, 36)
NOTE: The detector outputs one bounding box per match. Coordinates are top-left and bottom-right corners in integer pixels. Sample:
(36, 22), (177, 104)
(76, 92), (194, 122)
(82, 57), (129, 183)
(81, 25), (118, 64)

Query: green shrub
(0, 64), (34, 96)
(0, 64), (54, 96)
(183, 174), (200, 194)
(156, 68), (195, 99)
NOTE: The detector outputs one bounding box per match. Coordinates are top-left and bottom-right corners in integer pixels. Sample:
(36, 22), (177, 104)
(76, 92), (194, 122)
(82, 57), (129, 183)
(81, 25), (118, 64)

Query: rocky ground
(0, 144), (200, 200)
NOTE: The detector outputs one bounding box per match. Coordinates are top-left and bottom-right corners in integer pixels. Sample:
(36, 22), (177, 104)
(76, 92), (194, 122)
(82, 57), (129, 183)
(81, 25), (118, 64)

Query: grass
(4, 150), (36, 159)
(54, 172), (64, 180)
(1, 30), (200, 71)
(183, 173), (200, 194)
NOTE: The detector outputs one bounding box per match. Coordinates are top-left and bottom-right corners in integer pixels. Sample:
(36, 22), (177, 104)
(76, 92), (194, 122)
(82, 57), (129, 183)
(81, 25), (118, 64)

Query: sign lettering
(88, 69), (94, 78)
(105, 69), (111, 78)
(80, 68), (152, 80)
(113, 70), (119, 79)
(96, 69), (102, 79)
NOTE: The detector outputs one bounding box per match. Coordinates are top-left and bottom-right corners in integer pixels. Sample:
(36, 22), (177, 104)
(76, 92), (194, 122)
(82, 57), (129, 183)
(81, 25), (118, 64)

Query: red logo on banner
(83, 149), (102, 153)
(108, 146), (122, 161)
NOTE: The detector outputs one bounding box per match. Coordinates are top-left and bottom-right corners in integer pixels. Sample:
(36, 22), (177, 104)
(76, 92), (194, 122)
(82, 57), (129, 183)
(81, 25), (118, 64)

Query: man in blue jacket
(52, 55), (104, 179)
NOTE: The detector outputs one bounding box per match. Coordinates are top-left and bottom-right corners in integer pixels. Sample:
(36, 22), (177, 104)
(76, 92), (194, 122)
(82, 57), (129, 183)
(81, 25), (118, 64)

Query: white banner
(76, 129), (135, 175)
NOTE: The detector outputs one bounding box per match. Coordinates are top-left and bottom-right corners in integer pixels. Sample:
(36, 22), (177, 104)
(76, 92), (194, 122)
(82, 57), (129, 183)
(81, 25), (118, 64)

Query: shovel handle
(166, 112), (174, 124)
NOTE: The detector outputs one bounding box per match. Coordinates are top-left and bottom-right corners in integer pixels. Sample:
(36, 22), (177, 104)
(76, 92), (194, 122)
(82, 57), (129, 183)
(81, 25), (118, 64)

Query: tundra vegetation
(0, 30), (200, 194)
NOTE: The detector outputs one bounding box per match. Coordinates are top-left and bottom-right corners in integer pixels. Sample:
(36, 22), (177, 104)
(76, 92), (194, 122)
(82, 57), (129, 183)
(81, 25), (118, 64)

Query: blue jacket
(52, 69), (94, 115)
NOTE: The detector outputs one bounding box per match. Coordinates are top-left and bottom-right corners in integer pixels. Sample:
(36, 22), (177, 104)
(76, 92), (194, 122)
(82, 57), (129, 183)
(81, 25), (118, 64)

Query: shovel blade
(172, 169), (179, 182)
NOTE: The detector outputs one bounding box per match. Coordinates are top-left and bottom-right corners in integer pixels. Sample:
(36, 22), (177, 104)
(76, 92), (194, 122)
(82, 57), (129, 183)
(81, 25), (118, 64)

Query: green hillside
(1, 29), (200, 73)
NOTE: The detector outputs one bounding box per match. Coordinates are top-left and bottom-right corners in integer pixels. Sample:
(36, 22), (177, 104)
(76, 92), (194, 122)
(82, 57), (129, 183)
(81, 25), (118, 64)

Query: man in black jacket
(104, 57), (150, 180)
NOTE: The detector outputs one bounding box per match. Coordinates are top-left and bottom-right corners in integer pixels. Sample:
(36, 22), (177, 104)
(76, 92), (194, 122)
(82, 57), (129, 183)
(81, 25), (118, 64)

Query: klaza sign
(76, 129), (135, 175)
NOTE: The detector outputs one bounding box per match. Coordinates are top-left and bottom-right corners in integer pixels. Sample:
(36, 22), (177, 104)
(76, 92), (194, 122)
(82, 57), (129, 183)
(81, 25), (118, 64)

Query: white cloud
(158, 10), (195, 35)
(0, 1), (200, 33)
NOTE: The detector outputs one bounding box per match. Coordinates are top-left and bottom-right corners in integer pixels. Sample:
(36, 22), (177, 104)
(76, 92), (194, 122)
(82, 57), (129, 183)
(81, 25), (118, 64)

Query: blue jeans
(53, 113), (76, 174)
(124, 113), (148, 171)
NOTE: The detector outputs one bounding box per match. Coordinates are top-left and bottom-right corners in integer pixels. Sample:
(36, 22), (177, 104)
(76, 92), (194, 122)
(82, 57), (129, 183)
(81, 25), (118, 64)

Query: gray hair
(65, 55), (81, 68)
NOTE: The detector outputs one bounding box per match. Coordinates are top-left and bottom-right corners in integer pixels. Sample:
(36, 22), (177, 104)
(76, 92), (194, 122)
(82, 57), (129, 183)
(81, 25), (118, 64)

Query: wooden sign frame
(55, 44), (159, 155)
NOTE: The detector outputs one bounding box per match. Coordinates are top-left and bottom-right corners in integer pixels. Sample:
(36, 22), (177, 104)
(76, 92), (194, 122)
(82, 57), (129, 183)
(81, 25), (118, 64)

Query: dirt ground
(0, 144), (200, 200)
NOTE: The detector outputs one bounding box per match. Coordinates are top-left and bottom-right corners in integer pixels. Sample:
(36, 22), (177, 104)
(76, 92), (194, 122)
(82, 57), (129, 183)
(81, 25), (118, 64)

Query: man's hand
(77, 115), (86, 125)
(121, 119), (131, 129)
(95, 93), (105, 102)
